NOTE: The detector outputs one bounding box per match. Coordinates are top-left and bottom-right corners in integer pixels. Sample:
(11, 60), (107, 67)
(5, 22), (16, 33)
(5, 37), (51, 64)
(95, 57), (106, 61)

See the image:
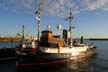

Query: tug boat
(16, 3), (97, 66)
(16, 23), (96, 66)
(16, 29), (97, 66)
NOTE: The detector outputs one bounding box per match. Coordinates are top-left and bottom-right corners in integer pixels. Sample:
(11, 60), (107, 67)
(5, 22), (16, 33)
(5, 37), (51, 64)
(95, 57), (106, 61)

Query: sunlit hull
(16, 47), (97, 67)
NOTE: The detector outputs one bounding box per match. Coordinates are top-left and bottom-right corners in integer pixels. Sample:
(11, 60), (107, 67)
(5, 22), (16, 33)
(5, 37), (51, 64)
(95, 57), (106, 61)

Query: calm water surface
(0, 40), (108, 72)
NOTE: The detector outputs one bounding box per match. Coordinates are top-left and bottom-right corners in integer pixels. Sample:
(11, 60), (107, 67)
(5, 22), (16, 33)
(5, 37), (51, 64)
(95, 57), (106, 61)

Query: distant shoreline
(0, 37), (22, 42)
(89, 38), (108, 40)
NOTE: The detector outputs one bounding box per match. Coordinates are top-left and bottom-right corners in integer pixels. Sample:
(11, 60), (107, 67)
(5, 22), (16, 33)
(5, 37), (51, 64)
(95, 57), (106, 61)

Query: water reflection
(17, 58), (95, 72)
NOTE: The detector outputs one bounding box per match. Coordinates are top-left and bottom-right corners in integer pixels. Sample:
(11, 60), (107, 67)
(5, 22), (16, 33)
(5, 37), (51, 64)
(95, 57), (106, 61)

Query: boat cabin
(39, 31), (64, 48)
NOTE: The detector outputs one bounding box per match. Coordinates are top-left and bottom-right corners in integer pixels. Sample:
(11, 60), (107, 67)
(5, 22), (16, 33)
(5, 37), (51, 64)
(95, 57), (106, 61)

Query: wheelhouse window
(39, 42), (59, 48)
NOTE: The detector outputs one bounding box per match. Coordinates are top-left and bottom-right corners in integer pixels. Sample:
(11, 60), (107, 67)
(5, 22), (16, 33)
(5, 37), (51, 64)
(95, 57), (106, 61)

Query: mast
(35, 1), (41, 42)
(65, 11), (74, 47)
(22, 25), (25, 40)
(69, 11), (73, 47)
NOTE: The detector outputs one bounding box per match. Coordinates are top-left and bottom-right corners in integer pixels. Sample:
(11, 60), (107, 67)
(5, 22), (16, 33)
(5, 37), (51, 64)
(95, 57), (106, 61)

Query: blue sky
(0, 0), (108, 38)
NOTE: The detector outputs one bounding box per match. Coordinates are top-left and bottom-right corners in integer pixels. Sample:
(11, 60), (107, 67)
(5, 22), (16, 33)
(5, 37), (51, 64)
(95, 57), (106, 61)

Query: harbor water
(0, 40), (108, 72)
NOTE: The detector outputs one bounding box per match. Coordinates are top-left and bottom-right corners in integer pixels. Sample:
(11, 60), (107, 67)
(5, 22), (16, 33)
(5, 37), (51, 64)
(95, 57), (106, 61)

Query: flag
(34, 11), (38, 14)
(65, 18), (68, 21)
(36, 16), (40, 20)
